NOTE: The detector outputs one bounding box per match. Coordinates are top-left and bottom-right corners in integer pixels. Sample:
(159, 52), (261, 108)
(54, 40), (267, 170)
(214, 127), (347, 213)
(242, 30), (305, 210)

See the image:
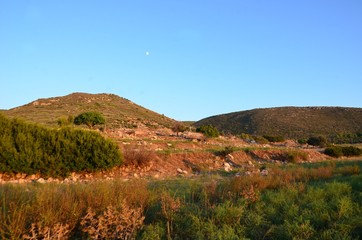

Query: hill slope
(194, 107), (362, 139)
(3, 93), (176, 128)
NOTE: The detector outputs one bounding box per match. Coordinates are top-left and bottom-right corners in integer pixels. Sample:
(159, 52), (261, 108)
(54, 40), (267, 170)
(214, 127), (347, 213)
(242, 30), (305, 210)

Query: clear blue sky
(1, 1), (361, 120)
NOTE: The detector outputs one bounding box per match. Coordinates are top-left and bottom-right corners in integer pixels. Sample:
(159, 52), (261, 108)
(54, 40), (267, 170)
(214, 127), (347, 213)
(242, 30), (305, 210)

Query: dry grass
(222, 164), (337, 201)
(81, 201), (144, 240)
(160, 192), (181, 240)
(123, 145), (157, 167)
(23, 222), (70, 240)
(0, 180), (149, 239)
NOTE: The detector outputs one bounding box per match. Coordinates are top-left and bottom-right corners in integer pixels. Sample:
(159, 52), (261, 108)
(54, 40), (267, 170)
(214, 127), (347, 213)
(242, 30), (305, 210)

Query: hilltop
(3, 92), (177, 129)
(194, 107), (362, 139)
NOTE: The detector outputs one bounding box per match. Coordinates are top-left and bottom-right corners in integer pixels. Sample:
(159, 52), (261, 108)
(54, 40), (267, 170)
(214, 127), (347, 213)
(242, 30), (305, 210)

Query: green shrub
(324, 146), (362, 158)
(252, 136), (269, 144)
(0, 114), (122, 177)
(341, 146), (362, 157)
(239, 133), (252, 140)
(324, 146), (343, 158)
(196, 125), (219, 138)
(307, 136), (328, 147)
(263, 135), (285, 142)
(57, 115), (74, 127)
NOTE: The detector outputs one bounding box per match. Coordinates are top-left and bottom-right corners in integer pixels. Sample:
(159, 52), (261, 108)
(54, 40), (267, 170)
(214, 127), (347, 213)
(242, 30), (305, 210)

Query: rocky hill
(194, 107), (362, 139)
(3, 92), (177, 129)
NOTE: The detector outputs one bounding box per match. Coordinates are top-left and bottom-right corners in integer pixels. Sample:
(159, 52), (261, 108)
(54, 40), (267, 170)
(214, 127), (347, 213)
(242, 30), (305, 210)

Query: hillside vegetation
(195, 107), (362, 140)
(0, 114), (122, 177)
(3, 92), (176, 129)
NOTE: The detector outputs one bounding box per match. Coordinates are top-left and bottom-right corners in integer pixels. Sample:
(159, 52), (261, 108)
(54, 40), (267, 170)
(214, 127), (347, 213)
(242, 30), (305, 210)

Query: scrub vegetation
(1, 161), (361, 239)
(1, 93), (362, 239)
(0, 114), (122, 177)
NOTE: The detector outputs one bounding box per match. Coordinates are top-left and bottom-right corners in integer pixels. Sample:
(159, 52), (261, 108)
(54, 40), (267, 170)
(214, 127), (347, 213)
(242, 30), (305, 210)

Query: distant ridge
(194, 107), (362, 139)
(3, 92), (176, 128)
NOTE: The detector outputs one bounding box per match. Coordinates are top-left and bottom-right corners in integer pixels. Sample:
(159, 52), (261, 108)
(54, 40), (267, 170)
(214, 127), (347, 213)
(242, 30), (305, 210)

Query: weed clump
(81, 201), (144, 240)
(23, 222), (70, 240)
(123, 145), (156, 167)
(215, 146), (235, 157)
(286, 150), (308, 163)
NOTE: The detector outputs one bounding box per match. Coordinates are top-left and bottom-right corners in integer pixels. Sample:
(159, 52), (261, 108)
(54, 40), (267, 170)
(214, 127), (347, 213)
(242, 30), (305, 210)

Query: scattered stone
(63, 178), (71, 183)
(15, 173), (22, 179)
(226, 154), (234, 162)
(18, 179), (26, 184)
(261, 169), (268, 176)
(28, 174), (38, 180)
(37, 178), (46, 183)
(176, 168), (188, 175)
(224, 162), (232, 172)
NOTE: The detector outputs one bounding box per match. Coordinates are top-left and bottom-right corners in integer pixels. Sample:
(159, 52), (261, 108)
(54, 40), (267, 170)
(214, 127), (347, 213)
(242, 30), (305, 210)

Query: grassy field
(1, 160), (361, 239)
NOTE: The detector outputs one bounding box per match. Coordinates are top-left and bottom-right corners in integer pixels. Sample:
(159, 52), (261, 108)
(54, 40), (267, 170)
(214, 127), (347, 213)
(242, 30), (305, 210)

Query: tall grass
(0, 180), (149, 239)
(0, 161), (361, 239)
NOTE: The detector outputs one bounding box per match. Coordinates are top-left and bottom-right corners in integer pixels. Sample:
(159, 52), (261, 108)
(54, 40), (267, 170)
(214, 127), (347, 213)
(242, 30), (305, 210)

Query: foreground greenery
(1, 161), (361, 239)
(0, 114), (122, 177)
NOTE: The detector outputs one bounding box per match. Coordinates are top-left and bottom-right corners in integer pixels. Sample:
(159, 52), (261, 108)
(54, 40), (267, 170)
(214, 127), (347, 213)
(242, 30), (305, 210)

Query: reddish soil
(0, 128), (335, 184)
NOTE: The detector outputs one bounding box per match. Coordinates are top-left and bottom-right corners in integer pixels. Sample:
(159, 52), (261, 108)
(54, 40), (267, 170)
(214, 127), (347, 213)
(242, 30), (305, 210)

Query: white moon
(145, 51), (150, 56)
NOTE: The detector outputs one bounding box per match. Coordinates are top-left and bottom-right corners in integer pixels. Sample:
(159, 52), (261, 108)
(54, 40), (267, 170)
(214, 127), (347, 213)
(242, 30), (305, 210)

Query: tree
(196, 125), (219, 138)
(74, 112), (105, 129)
(171, 123), (187, 137)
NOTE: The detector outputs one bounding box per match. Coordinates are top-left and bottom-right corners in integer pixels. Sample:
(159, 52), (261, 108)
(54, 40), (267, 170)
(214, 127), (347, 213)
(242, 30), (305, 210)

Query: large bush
(0, 114), (122, 177)
(307, 136), (328, 147)
(324, 145), (362, 158)
(324, 146), (344, 158)
(196, 125), (219, 138)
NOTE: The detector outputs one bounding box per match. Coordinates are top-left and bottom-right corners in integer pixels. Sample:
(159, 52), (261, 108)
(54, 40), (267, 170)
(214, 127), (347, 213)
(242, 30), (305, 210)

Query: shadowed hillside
(194, 107), (362, 139)
(3, 93), (176, 128)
